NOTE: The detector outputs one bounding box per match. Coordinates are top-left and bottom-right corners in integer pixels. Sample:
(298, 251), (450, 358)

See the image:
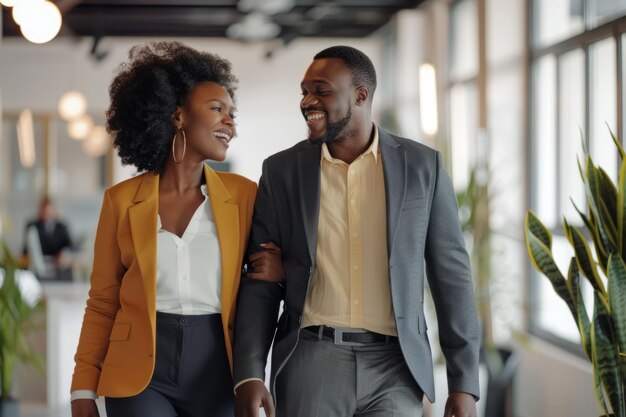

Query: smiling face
(300, 58), (357, 144)
(175, 81), (236, 162)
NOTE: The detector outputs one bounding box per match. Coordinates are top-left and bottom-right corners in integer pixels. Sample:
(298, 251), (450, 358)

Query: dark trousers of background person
(105, 312), (234, 417)
(275, 327), (424, 417)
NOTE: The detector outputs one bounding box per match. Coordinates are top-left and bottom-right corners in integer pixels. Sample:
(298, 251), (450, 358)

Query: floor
(20, 400), (106, 417)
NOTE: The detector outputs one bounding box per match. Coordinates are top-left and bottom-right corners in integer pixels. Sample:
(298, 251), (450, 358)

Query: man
(23, 197), (74, 280)
(234, 46), (480, 417)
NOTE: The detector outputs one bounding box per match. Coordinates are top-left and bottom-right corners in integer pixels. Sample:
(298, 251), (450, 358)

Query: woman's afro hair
(106, 41), (238, 173)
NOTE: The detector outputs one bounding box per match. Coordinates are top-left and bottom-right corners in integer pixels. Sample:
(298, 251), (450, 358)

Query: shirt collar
(320, 124), (379, 165)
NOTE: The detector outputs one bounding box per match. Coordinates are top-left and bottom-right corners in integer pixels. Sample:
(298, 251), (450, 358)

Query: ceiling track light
(226, 12), (281, 42)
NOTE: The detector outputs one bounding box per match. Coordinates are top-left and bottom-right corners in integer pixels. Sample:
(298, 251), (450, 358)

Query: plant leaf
(592, 291), (625, 417)
(598, 167), (618, 222)
(567, 224), (607, 298)
(608, 124), (626, 161)
(572, 199), (609, 270)
(525, 212), (577, 319)
(526, 211), (552, 247)
(607, 254), (626, 392)
(592, 334), (611, 416)
(567, 258), (592, 360)
(618, 157), (626, 260)
(586, 156), (619, 256)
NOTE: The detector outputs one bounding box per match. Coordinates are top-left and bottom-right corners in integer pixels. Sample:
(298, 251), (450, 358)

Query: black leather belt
(304, 325), (398, 346)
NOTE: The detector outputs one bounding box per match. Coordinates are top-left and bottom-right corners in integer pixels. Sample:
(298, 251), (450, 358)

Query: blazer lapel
(128, 173), (159, 328)
(297, 144), (322, 266)
(203, 165), (240, 320)
(380, 131), (406, 254)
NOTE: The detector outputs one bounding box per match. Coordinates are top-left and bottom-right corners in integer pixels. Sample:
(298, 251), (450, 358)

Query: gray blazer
(233, 129), (480, 402)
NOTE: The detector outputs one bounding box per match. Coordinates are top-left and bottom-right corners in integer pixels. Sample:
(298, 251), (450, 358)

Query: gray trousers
(275, 328), (423, 417)
(105, 312), (234, 417)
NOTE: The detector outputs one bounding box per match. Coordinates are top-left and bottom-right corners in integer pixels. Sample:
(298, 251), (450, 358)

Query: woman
(70, 42), (278, 417)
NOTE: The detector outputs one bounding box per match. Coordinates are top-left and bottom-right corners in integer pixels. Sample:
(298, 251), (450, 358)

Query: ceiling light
(238, 0), (294, 15)
(68, 115), (94, 140)
(226, 12), (281, 42)
(19, 1), (62, 44)
(419, 63), (438, 136)
(58, 91), (87, 121)
(12, 0), (43, 26)
(1, 0), (21, 7)
(83, 126), (110, 157)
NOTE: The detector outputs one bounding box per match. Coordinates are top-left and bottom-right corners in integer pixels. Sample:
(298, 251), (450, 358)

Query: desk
(42, 282), (90, 408)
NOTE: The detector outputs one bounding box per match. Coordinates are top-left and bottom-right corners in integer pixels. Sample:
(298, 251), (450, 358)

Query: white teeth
(307, 112), (325, 121)
(214, 132), (231, 140)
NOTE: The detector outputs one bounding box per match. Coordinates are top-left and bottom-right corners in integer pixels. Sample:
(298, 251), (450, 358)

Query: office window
(532, 55), (558, 229)
(558, 49), (586, 225)
(590, 37), (618, 181)
(449, 0), (479, 190)
(532, 0), (584, 48)
(450, 0), (478, 81)
(589, 0), (626, 26)
(530, 3), (626, 349)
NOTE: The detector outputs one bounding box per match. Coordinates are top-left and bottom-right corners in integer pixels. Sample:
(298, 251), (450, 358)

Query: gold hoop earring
(172, 128), (186, 164)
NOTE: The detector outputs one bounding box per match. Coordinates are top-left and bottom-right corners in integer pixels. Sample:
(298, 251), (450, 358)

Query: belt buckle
(333, 327), (368, 346)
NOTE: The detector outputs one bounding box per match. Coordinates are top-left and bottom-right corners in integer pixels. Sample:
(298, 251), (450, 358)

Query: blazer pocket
(109, 322), (132, 341)
(402, 197), (426, 211)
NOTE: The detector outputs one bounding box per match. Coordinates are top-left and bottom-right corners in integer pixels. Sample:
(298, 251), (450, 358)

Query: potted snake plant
(525, 132), (626, 417)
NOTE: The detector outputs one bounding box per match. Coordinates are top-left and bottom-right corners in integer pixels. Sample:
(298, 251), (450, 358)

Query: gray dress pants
(275, 327), (423, 417)
(105, 312), (234, 417)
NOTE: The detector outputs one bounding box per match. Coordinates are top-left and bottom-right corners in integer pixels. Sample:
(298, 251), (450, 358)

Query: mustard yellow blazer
(71, 164), (257, 398)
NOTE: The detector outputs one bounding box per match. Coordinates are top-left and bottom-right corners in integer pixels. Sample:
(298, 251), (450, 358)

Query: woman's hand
(71, 399), (100, 417)
(246, 242), (285, 283)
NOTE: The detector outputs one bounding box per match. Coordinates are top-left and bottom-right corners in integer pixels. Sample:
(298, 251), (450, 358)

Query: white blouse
(156, 184), (222, 315)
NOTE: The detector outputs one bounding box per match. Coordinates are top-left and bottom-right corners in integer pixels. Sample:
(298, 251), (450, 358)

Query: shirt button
(350, 169), (356, 175)
(352, 232), (359, 238)
(353, 299), (360, 305)
(353, 265), (359, 271)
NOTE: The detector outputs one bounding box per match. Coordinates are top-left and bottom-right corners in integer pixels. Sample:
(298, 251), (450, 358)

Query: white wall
(515, 338), (598, 417)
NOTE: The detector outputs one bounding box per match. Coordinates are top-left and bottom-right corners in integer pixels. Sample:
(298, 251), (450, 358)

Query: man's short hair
(314, 45), (377, 97)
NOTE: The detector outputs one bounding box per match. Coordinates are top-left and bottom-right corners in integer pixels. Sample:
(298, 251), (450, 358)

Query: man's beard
(308, 105), (352, 144)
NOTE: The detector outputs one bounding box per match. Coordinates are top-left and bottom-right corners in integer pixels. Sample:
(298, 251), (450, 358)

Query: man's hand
(71, 399), (100, 417)
(235, 380), (275, 417)
(443, 392), (477, 417)
(246, 242), (285, 283)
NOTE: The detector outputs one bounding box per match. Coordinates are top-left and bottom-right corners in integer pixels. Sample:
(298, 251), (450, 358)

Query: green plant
(457, 167), (494, 347)
(525, 132), (626, 417)
(0, 241), (44, 399)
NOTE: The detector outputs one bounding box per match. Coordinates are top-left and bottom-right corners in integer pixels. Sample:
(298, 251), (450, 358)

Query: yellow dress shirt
(302, 127), (397, 336)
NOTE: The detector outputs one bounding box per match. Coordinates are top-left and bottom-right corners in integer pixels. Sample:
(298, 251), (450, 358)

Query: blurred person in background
(23, 196), (74, 281)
